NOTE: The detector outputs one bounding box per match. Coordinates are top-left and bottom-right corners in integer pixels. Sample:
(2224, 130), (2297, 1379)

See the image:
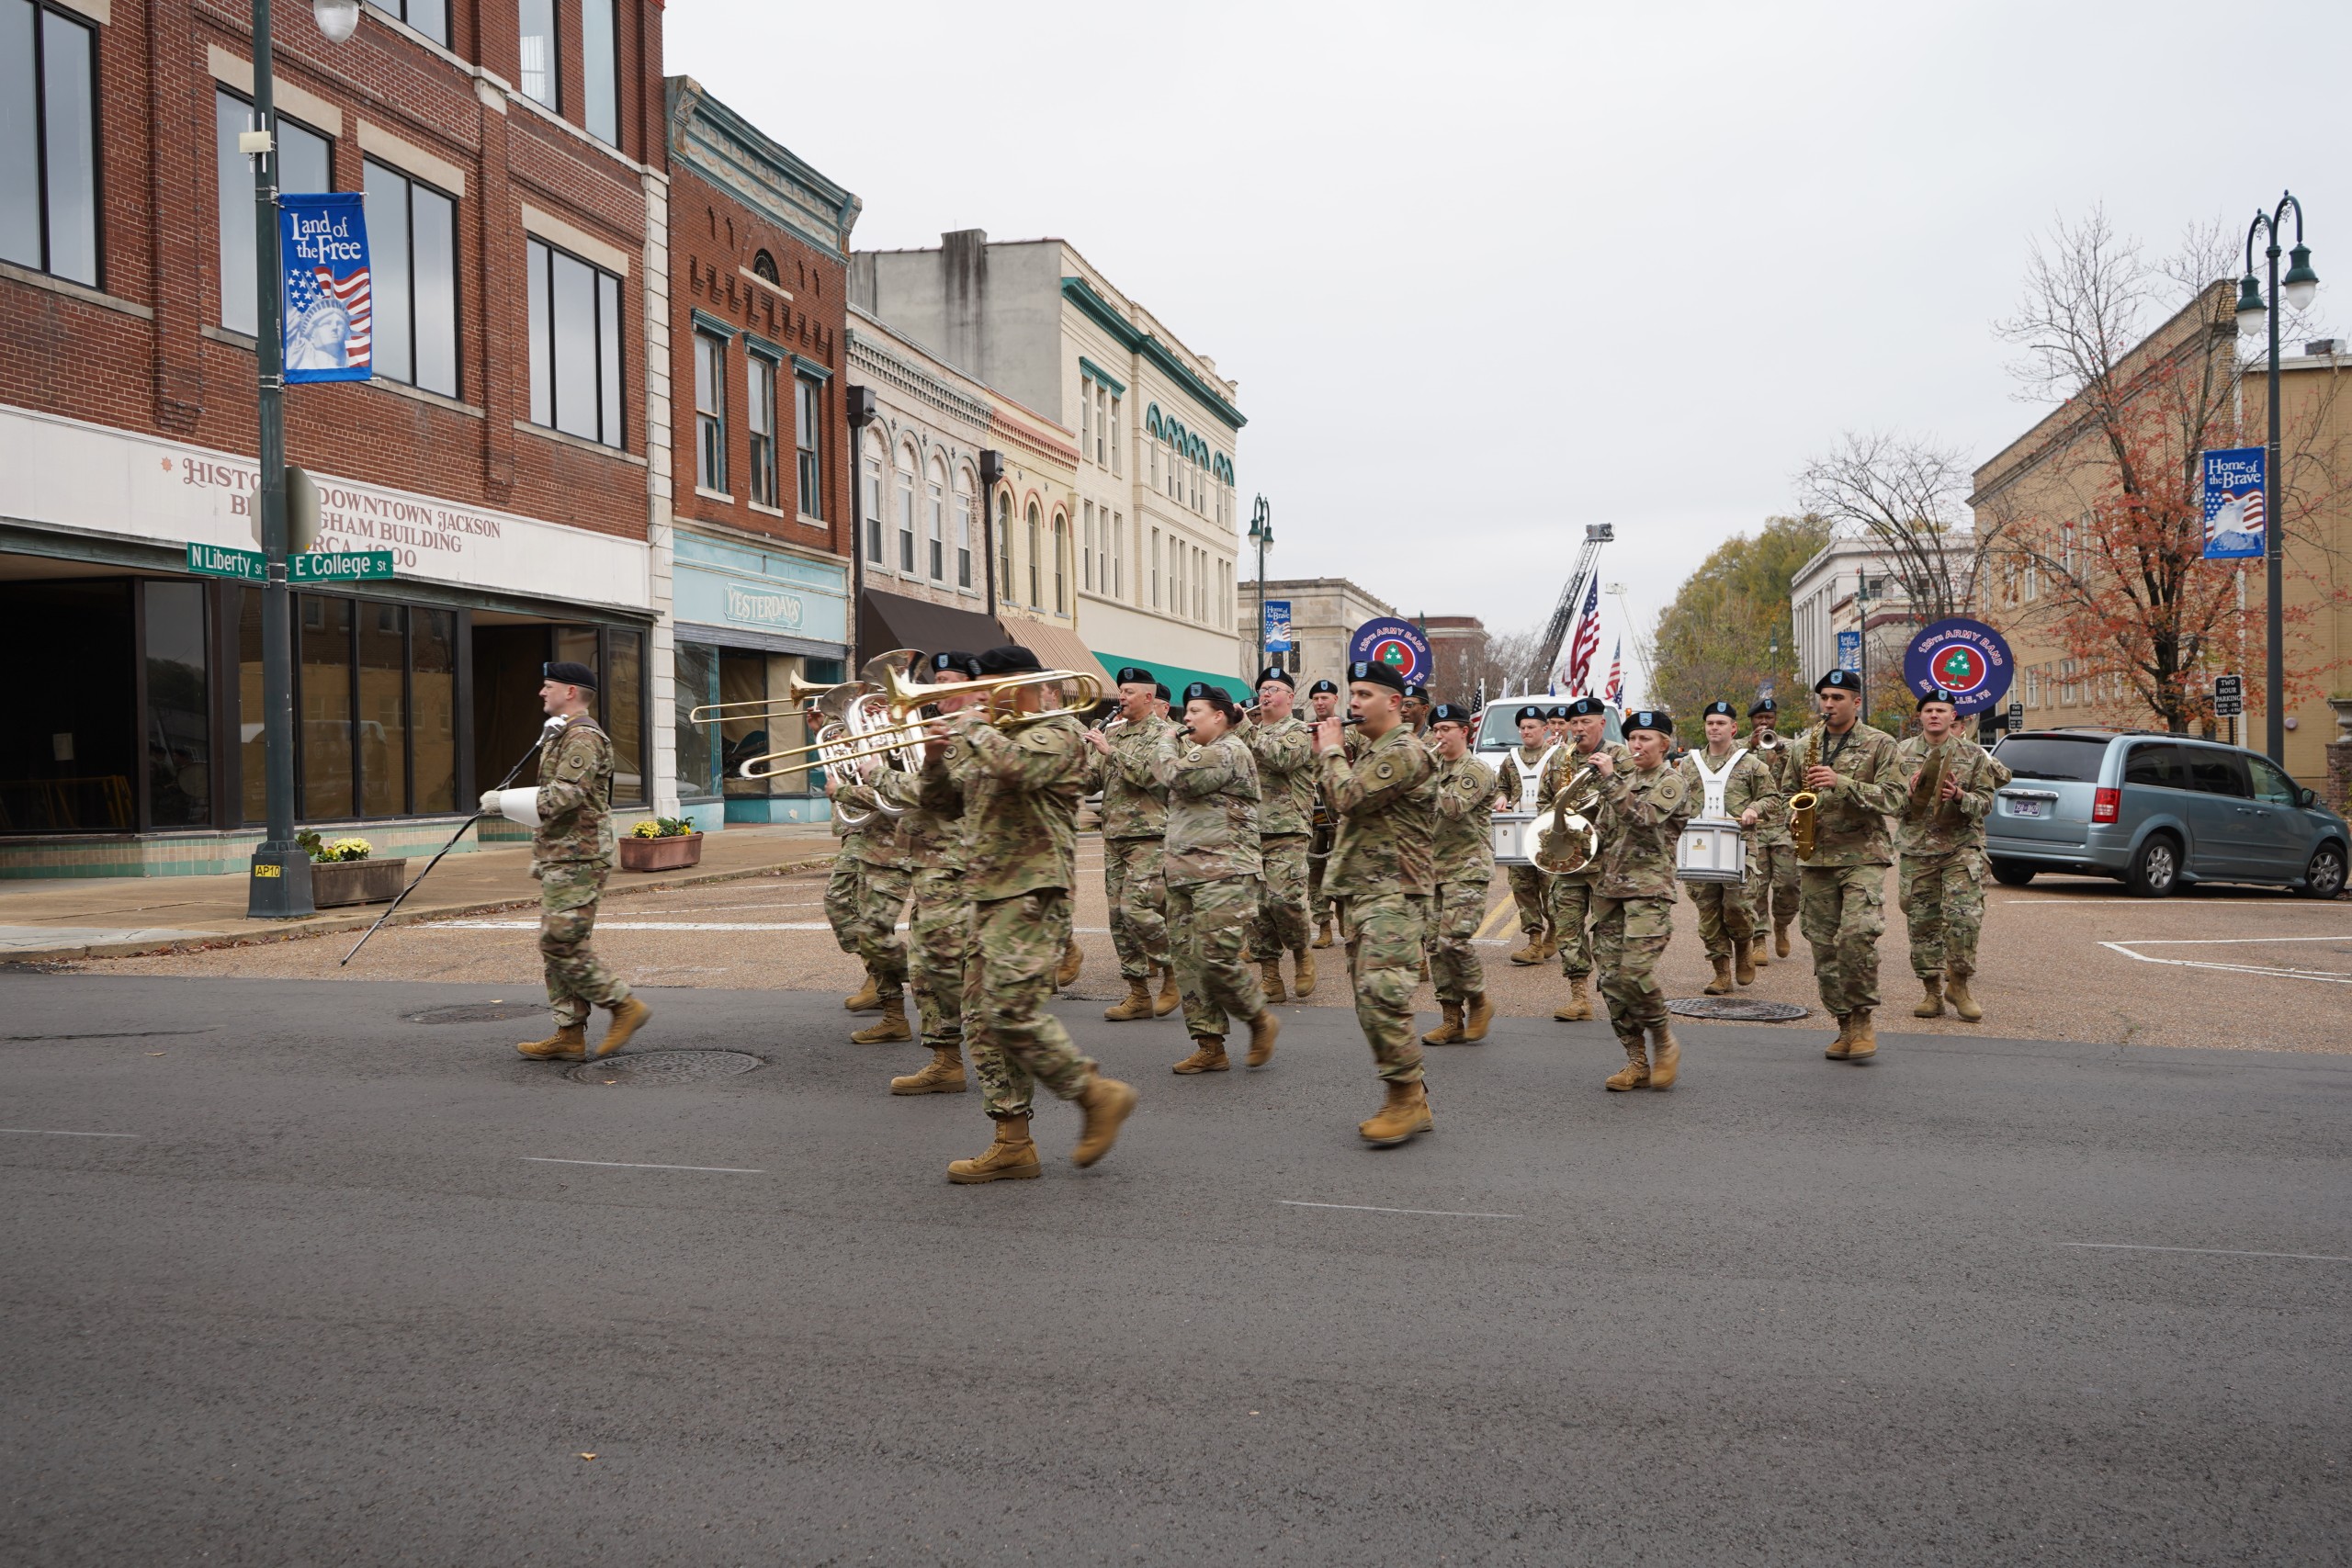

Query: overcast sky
(673, 0), (2348, 700)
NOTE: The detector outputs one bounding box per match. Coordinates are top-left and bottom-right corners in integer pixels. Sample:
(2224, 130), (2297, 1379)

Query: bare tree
(1795, 430), (1987, 622)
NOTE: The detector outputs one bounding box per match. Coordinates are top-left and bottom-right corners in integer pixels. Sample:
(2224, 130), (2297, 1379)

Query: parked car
(1985, 728), (2348, 897)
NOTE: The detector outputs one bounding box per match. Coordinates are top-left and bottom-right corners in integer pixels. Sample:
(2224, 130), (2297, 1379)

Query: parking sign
(2214, 673), (2244, 717)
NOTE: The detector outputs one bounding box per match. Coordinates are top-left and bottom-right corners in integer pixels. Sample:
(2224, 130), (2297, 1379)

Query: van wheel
(1989, 860), (2036, 887)
(2300, 842), (2347, 899)
(2127, 833), (2181, 897)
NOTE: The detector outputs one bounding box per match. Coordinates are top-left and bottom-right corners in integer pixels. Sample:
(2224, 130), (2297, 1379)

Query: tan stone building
(1255, 577), (1396, 688)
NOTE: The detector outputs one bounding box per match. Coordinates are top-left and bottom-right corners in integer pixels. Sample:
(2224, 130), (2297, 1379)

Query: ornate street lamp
(2236, 192), (2319, 765)
(1249, 494), (1273, 673)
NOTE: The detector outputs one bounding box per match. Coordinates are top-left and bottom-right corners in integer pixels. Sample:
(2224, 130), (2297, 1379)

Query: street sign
(2200, 447), (2266, 560)
(186, 542), (396, 583)
(1899, 617), (2016, 716)
(2007, 700), (2024, 732)
(1262, 599), (1293, 653)
(2213, 673), (2245, 717)
(1347, 615), (1432, 684)
(1836, 629), (1862, 672)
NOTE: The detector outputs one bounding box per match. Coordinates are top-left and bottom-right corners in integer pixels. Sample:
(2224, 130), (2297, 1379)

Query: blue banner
(1836, 629), (1862, 672)
(1262, 599), (1293, 653)
(1900, 616), (2015, 716)
(2201, 446), (2265, 559)
(279, 191), (373, 384)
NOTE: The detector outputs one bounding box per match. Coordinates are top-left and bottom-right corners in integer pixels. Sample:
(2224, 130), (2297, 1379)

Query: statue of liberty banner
(279, 191), (372, 384)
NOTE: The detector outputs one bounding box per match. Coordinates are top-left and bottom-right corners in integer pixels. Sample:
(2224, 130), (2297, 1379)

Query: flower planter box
(310, 857), (409, 908)
(618, 831), (704, 873)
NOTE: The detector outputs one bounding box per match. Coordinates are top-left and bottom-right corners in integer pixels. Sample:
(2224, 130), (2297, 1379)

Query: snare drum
(1675, 818), (1747, 884)
(1492, 812), (1538, 866)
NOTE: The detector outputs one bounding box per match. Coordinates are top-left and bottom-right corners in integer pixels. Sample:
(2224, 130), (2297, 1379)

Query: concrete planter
(310, 857), (409, 908)
(618, 832), (704, 873)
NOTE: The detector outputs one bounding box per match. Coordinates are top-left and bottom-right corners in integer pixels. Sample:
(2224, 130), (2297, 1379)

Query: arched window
(1026, 502), (1043, 606)
(895, 442), (918, 574)
(926, 457), (947, 581)
(752, 250), (778, 284)
(1052, 512), (1068, 615)
(861, 429), (887, 565)
(997, 490), (1013, 597)
(953, 466), (975, 589)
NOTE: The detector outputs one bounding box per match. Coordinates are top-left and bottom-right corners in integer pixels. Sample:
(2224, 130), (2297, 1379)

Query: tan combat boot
(1824, 1014), (1853, 1060)
(1845, 1010), (1878, 1061)
(592, 996), (651, 1058)
(1946, 970), (1984, 1022)
(1735, 940), (1757, 987)
(1418, 954), (1431, 984)
(1751, 934), (1770, 970)
(1421, 1000), (1464, 1046)
(843, 971), (881, 1012)
(1648, 1023), (1681, 1089)
(1704, 955), (1734, 996)
(1358, 1079), (1433, 1146)
(1070, 1075), (1139, 1168)
(1055, 940), (1084, 989)
(516, 1022), (587, 1060)
(1152, 965), (1182, 1018)
(1774, 920), (1792, 959)
(1604, 1034), (1651, 1090)
(1462, 993), (1494, 1043)
(1292, 946), (1317, 998)
(890, 1046), (967, 1095)
(1260, 955), (1287, 1005)
(1245, 1010), (1280, 1068)
(1102, 977), (1155, 1021)
(850, 993), (911, 1044)
(1172, 1036), (1229, 1074)
(1509, 931), (1545, 965)
(947, 1115), (1041, 1183)
(1312, 918), (1335, 950)
(1914, 975), (1946, 1019)
(1554, 974), (1594, 1021)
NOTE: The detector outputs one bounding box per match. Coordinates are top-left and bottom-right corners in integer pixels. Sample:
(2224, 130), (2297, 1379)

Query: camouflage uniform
(870, 764), (968, 1050)
(533, 716), (629, 1028)
(1747, 739), (1804, 935)
(1589, 761), (1692, 1045)
(1321, 723), (1438, 1083)
(831, 797), (911, 993)
(1492, 742), (1562, 942)
(1427, 750), (1498, 1004)
(1150, 728), (1266, 1038)
(1239, 712), (1316, 958)
(1674, 743), (1784, 962)
(1087, 718), (1178, 980)
(1789, 724), (1905, 1018)
(1539, 741), (1632, 979)
(921, 713), (1097, 1119)
(1892, 734), (2002, 981)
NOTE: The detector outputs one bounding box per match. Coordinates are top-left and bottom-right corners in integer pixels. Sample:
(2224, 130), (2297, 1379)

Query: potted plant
(296, 831), (409, 908)
(619, 816), (704, 872)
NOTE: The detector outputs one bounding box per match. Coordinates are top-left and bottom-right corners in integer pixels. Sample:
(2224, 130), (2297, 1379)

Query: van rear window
(1993, 736), (2109, 783)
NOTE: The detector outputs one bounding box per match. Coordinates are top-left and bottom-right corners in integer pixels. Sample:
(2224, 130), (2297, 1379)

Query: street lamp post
(243, 0), (361, 919)
(2234, 191), (2320, 767)
(1249, 494), (1272, 674)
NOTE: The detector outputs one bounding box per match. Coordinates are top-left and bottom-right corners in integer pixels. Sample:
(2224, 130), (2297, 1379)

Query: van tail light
(2093, 787), (2120, 824)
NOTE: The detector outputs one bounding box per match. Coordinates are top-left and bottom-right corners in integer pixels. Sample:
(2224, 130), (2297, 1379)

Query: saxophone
(1788, 728), (1820, 862)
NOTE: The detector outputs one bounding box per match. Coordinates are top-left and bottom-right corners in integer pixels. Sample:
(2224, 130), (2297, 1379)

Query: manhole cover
(405, 1002), (542, 1024)
(1668, 998), (1812, 1022)
(565, 1050), (763, 1086)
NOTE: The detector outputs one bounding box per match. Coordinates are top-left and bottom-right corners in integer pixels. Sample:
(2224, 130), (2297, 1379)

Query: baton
(338, 724), (559, 966)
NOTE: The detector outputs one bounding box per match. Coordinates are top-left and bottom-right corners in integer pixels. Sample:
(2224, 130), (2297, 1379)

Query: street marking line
(2105, 934), (2352, 945)
(523, 1156), (764, 1174)
(2059, 1242), (2352, 1264)
(2001, 897), (2312, 905)
(2098, 938), (2352, 986)
(434, 920), (1117, 935)
(1280, 1200), (1522, 1220)
(1474, 895), (1520, 942)
(0, 1128), (140, 1139)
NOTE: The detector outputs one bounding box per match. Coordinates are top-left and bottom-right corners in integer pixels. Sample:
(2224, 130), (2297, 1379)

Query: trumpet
(1788, 728), (1819, 861)
(732, 666), (1103, 782)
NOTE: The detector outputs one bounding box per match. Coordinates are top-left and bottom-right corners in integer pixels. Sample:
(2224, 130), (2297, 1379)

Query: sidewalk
(0, 823), (839, 964)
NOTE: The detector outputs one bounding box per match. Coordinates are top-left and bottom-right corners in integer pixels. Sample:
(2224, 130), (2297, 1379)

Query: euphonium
(1788, 728), (1820, 861)
(1531, 752), (1605, 875)
(1909, 740), (1951, 824)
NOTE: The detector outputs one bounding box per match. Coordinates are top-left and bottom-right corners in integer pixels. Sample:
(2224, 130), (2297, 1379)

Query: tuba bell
(1530, 753), (1603, 874)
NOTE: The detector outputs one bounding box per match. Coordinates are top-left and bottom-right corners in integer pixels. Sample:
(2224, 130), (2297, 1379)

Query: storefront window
(239, 590), (266, 825)
(0, 581), (133, 831)
(412, 610), (457, 814)
(300, 595), (355, 819)
(356, 600), (407, 818)
(674, 641), (718, 799)
(608, 626), (643, 805)
(142, 582), (211, 828)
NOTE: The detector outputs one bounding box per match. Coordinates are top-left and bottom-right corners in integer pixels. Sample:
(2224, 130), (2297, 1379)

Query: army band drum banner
(279, 191), (373, 384)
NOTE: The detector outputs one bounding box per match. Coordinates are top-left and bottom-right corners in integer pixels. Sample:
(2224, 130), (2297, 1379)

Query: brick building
(0, 0), (670, 874)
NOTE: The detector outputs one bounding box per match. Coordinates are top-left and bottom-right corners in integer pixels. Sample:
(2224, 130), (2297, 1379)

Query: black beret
(1702, 700), (1737, 719)
(1255, 665), (1295, 689)
(1349, 660), (1407, 695)
(1816, 669), (1863, 694)
(1181, 681), (1221, 705)
(1402, 682), (1430, 702)
(1565, 696), (1607, 718)
(975, 644), (1043, 676)
(929, 650), (979, 677)
(1154, 682), (1171, 703)
(1749, 696), (1779, 716)
(1429, 703), (1474, 727)
(1624, 708), (1675, 737)
(1514, 705), (1545, 724)
(1307, 678), (1340, 695)
(1546, 705), (1572, 721)
(1917, 687), (1961, 710)
(543, 660), (598, 690)
(1114, 666), (1155, 687)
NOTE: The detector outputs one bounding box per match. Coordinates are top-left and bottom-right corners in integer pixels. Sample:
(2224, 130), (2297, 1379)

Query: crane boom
(1520, 523), (1613, 692)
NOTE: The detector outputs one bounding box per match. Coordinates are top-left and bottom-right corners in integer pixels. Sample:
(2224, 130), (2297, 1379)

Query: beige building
(1788, 536), (1920, 726)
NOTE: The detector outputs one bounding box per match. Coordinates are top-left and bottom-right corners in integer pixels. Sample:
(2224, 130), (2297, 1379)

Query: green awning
(1091, 651), (1252, 703)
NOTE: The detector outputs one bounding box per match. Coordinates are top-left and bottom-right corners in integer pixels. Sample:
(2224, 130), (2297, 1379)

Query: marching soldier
(1792, 670), (1906, 1062)
(825, 670), (917, 1045)
(1894, 689), (2002, 1022)
(1587, 708), (1691, 1090)
(1085, 667), (1182, 1021)
(1153, 682), (1280, 1074)
(919, 645), (1138, 1182)
(498, 660), (651, 1061)
(1421, 703), (1497, 1046)
(1239, 665), (1318, 1000)
(1312, 660), (1440, 1146)
(1538, 696), (1628, 1021)
(1304, 678), (1342, 949)
(1678, 700), (1782, 995)
(1491, 705), (1561, 965)
(1747, 697), (1801, 964)
(821, 737), (883, 1014)
(1400, 682), (1432, 737)
(1544, 704), (1573, 749)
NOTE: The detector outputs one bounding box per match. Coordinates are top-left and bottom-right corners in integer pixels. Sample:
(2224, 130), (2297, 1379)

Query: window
(954, 469), (974, 589)
(694, 331), (727, 493)
(896, 446), (917, 573)
(1111, 511), (1123, 598)
(143, 583), (211, 829)
(1053, 513), (1068, 614)
(2060, 658), (2079, 706)
(380, 0), (447, 44)
(861, 430), (884, 563)
(746, 352), (778, 508)
(1095, 384), (1109, 467)
(2123, 742), (2188, 790)
(2023, 557), (2040, 603)
(752, 250), (777, 284)
(526, 237), (625, 446)
(1082, 501), (1095, 592)
(2, 1), (98, 287)
(2185, 749), (2249, 798)
(1149, 444), (1159, 489)
(795, 376), (822, 517)
(1026, 502), (1042, 605)
(997, 491), (1013, 595)
(1109, 396), (1121, 474)
(582, 0), (618, 145)
(1150, 526), (1160, 608)
(2060, 521), (2078, 578)
(215, 90), (331, 335)
(362, 161), (458, 398)
(518, 0), (559, 110)
(1080, 377), (1092, 460)
(926, 460), (946, 581)
(2248, 755), (2301, 807)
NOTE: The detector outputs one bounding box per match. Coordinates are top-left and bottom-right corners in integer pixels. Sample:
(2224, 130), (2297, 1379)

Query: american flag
(1564, 576), (1601, 694)
(1602, 640), (1624, 706)
(288, 263), (372, 366)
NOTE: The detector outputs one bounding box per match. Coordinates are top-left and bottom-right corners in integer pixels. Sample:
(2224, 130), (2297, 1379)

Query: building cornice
(848, 323), (995, 431)
(1061, 276), (1245, 432)
(664, 75), (862, 259)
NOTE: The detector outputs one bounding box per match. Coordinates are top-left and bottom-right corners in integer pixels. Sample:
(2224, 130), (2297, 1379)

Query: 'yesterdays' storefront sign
(723, 582), (805, 631)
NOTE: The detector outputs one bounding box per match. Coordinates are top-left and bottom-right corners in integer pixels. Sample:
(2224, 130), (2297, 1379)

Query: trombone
(733, 666), (1104, 782)
(685, 649), (922, 726)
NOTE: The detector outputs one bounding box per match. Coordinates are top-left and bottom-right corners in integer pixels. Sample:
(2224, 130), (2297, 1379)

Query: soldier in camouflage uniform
(1239, 665), (1318, 1002)
(1303, 679), (1342, 948)
(917, 645), (1138, 1182)
(1491, 705), (1562, 964)
(492, 660), (650, 1062)
(1151, 682), (1280, 1074)
(1314, 660), (1440, 1146)
(1588, 709), (1692, 1090)
(1894, 689), (2003, 1024)
(1086, 667), (1182, 1021)
(1791, 670), (1907, 1062)
(1677, 700), (1784, 995)
(1746, 698), (1801, 964)
(1537, 696), (1630, 1021)
(1421, 704), (1497, 1046)
(825, 746), (915, 1043)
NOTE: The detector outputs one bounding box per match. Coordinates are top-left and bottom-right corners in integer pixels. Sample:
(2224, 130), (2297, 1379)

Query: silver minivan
(1985, 729), (2349, 897)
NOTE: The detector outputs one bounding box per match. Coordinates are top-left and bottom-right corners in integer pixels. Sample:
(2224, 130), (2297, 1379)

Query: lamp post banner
(2201, 446), (2267, 560)
(1263, 600), (1293, 653)
(1901, 617), (2015, 716)
(279, 191), (372, 384)
(1347, 616), (1430, 684)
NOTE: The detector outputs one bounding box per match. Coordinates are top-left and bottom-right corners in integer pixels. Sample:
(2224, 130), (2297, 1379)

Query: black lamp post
(1249, 494), (1272, 672)
(2234, 191), (2320, 766)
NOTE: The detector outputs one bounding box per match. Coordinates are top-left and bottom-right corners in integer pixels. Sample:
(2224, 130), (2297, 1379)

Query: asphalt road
(5, 976), (2349, 1566)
